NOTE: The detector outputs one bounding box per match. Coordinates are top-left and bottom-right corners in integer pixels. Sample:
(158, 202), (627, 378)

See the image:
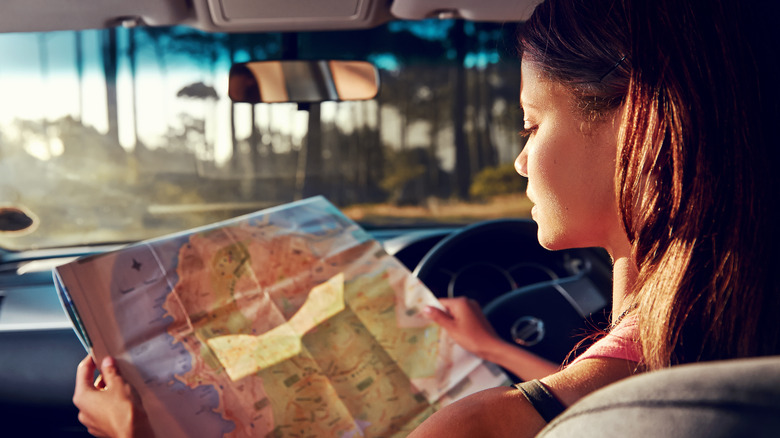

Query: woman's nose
(515, 147), (528, 178)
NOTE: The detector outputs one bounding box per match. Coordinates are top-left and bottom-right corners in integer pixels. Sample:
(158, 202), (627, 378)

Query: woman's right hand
(73, 355), (154, 438)
(423, 296), (559, 380)
(422, 296), (502, 357)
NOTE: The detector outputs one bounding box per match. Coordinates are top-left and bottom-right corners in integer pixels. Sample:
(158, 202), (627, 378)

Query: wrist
(475, 336), (513, 364)
(118, 403), (154, 438)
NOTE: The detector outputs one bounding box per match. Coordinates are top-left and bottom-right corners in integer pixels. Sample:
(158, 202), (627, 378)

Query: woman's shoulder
(568, 315), (641, 367)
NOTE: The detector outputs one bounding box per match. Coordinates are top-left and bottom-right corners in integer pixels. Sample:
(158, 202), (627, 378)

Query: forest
(0, 19), (529, 249)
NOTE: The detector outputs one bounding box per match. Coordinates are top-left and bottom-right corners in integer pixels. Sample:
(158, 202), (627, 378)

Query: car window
(0, 20), (530, 251)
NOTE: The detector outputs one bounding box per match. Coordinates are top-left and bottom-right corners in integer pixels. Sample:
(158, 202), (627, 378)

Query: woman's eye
(519, 125), (537, 138)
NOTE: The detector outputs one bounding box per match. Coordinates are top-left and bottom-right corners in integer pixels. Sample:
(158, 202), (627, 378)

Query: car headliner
(1, 0), (541, 34)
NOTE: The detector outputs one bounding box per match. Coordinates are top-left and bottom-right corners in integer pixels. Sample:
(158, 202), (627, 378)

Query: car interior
(1, 0), (778, 436)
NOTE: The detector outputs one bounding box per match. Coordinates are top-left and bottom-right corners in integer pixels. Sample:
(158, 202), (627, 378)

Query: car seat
(537, 355), (780, 437)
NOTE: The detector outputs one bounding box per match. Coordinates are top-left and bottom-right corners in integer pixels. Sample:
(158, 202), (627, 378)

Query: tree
(127, 27), (139, 149)
(469, 163), (527, 200)
(295, 104), (324, 200)
(176, 82), (219, 171)
(74, 31), (85, 122)
(450, 20), (471, 200)
(101, 28), (120, 146)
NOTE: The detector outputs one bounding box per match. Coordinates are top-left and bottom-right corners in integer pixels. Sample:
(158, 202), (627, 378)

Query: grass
(341, 194), (534, 226)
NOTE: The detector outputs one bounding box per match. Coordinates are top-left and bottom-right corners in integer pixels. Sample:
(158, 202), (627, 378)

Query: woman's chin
(536, 236), (561, 251)
(531, 210), (555, 249)
(535, 228), (559, 250)
(535, 223), (575, 251)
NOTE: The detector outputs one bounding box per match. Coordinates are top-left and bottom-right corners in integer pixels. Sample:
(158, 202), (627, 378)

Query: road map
(54, 196), (509, 437)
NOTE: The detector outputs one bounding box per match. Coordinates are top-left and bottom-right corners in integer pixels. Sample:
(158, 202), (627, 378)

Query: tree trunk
(128, 27), (139, 149)
(101, 28), (120, 146)
(452, 21), (471, 200)
(297, 104), (323, 199)
(74, 31), (84, 122)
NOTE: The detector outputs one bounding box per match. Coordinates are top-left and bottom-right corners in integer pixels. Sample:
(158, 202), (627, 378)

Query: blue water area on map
(110, 235), (235, 436)
(104, 197), (371, 436)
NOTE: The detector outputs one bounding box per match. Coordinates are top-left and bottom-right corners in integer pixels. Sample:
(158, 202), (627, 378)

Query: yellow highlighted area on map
(206, 273), (346, 381)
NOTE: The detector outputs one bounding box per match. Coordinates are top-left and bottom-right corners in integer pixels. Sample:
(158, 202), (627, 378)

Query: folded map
(54, 196), (509, 437)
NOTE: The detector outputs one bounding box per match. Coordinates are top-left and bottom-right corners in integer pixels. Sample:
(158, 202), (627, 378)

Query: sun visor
(0, 0), (191, 33)
(390, 0), (541, 22)
(192, 0), (391, 32)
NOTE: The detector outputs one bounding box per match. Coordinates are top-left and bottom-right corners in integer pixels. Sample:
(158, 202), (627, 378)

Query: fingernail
(101, 356), (115, 368)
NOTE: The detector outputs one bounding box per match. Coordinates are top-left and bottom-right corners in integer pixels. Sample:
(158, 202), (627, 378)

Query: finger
(94, 374), (106, 390)
(443, 296), (481, 315)
(99, 356), (123, 387)
(423, 306), (454, 325)
(74, 356), (96, 394)
(74, 356), (98, 409)
(439, 296), (468, 307)
(446, 297), (484, 317)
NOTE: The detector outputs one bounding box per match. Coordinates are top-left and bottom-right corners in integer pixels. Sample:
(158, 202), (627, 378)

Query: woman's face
(515, 61), (625, 254)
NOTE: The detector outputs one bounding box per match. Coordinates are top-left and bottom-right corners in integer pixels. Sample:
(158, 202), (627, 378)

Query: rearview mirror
(228, 60), (379, 104)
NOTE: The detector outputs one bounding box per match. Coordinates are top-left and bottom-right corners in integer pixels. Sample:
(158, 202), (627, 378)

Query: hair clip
(599, 55), (628, 82)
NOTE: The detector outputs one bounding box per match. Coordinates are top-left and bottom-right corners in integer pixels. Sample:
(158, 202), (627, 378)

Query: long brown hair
(519, 0), (780, 369)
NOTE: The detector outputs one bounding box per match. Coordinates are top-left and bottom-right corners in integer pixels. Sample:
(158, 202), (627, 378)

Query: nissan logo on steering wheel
(511, 316), (545, 347)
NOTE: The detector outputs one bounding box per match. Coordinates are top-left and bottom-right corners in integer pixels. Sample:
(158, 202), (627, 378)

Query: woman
(74, 0), (780, 436)
(412, 0), (780, 435)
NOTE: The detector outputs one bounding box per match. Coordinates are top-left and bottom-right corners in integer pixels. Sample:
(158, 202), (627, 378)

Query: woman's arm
(408, 386), (547, 438)
(423, 297), (559, 380)
(408, 356), (640, 438)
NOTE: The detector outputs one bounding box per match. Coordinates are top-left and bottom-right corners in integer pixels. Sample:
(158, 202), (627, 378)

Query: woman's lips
(526, 188), (537, 218)
(525, 187), (536, 205)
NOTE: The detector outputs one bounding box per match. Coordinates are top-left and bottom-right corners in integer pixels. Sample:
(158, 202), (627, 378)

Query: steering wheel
(412, 219), (612, 377)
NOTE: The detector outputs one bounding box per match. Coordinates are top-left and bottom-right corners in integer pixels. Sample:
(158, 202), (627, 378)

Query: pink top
(568, 314), (641, 366)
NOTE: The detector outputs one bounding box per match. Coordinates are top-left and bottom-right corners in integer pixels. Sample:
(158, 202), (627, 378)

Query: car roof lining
(1, 0), (538, 34)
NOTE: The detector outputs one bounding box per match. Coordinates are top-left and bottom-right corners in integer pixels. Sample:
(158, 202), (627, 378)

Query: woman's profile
(414, 0), (780, 435)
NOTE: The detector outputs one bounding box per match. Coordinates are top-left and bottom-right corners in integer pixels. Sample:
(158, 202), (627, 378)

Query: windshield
(0, 20), (530, 251)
